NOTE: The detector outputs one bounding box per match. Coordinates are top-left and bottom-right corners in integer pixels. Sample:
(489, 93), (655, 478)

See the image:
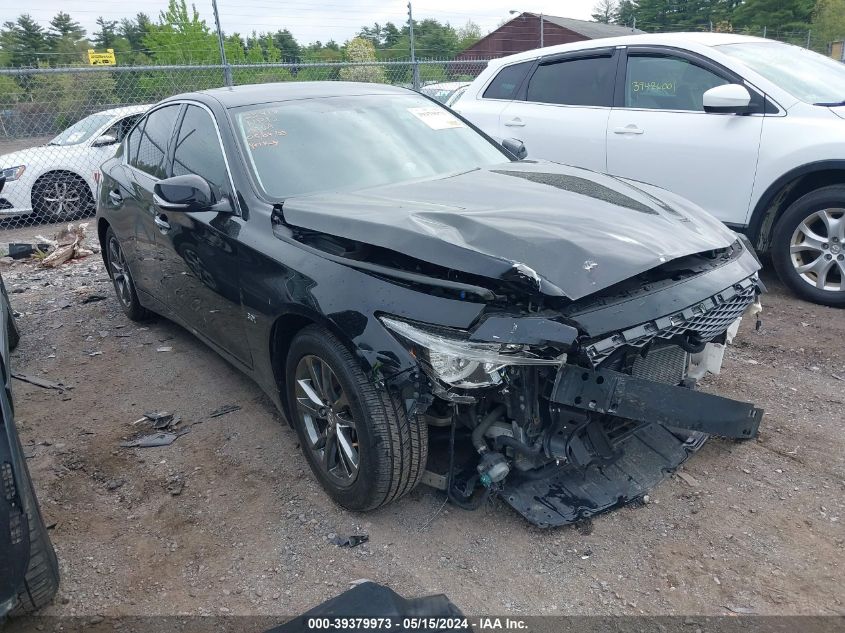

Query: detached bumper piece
(500, 365), (763, 528)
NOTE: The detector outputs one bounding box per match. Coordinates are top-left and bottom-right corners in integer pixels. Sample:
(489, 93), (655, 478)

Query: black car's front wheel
(772, 186), (845, 307)
(105, 227), (151, 322)
(285, 325), (427, 511)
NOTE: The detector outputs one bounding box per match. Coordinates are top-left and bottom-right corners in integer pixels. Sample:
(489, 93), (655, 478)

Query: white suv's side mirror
(703, 84), (752, 114)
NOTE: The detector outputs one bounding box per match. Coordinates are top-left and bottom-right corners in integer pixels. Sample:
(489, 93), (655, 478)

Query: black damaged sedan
(97, 82), (764, 526)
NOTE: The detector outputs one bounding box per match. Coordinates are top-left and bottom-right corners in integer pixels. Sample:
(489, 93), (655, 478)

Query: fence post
(762, 25), (767, 38)
(211, 0), (233, 87)
(408, 2), (420, 90)
(806, 29), (811, 49)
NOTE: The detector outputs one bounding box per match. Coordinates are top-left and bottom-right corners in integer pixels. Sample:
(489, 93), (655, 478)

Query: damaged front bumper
(382, 271), (765, 528)
(498, 363), (763, 527)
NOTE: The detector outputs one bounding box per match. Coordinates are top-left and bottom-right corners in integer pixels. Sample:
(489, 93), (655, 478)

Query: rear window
(526, 55), (616, 107)
(483, 61), (533, 100)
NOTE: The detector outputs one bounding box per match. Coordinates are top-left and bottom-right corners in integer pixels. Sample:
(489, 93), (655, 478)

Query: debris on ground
(105, 478), (125, 491)
(35, 223), (97, 268)
(135, 411), (181, 430)
(330, 534), (369, 548)
(164, 473), (185, 496)
(209, 404), (241, 418)
(12, 372), (71, 391)
(120, 431), (185, 448)
(81, 294), (108, 304)
(156, 346), (173, 353)
(675, 471), (701, 487)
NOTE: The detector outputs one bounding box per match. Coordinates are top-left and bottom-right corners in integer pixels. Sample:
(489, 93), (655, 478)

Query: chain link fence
(0, 59), (490, 231)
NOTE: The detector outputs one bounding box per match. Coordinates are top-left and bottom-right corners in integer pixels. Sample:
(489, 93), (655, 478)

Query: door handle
(613, 125), (644, 135)
(108, 189), (123, 204)
(154, 214), (171, 231)
(504, 118), (525, 127)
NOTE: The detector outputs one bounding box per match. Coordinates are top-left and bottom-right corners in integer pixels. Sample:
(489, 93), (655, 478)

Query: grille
(631, 344), (689, 385)
(586, 276), (758, 365)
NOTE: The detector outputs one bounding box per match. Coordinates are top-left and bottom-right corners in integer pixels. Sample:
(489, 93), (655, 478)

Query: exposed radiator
(631, 344), (689, 386)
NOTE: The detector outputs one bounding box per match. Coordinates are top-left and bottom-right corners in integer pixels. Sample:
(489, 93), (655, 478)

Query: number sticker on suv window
(631, 80), (677, 94)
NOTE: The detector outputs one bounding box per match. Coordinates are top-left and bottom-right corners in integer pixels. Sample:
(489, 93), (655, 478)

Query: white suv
(454, 33), (845, 306)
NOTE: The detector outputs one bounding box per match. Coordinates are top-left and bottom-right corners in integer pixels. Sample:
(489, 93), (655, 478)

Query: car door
(494, 49), (618, 172)
(119, 104), (182, 299)
(606, 48), (764, 225)
(454, 60), (534, 140)
(155, 103), (252, 367)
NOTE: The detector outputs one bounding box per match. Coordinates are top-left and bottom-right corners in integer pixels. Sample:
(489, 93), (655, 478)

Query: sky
(2, 0), (597, 46)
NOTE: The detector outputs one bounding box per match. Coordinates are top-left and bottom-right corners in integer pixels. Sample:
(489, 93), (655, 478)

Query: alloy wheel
(108, 236), (133, 308)
(41, 179), (86, 220)
(789, 208), (845, 292)
(294, 354), (360, 487)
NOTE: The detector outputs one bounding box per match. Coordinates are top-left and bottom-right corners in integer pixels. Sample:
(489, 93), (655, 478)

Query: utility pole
(211, 0), (232, 87)
(408, 2), (419, 91)
(540, 13), (544, 47)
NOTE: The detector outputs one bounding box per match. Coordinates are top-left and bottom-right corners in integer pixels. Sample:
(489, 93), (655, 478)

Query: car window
(625, 55), (728, 111)
(483, 61), (533, 100)
(103, 114), (142, 144)
(131, 105), (180, 179)
(172, 105), (229, 194)
(47, 113), (112, 147)
(126, 118), (145, 164)
(525, 55), (616, 107)
(233, 93), (508, 199)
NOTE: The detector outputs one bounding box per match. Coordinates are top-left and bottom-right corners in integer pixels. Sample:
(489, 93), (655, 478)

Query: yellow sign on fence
(87, 49), (116, 66)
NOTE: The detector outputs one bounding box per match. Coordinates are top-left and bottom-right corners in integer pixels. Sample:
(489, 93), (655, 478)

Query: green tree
(1, 14), (48, 67)
(272, 29), (300, 60)
(119, 13), (152, 53)
(94, 17), (119, 48)
(614, 0), (639, 25)
(813, 0), (845, 48)
(47, 12), (85, 42)
(142, 0), (219, 64)
(732, 0), (814, 30)
(339, 37), (386, 82)
(456, 20), (482, 50)
(592, 0), (619, 23)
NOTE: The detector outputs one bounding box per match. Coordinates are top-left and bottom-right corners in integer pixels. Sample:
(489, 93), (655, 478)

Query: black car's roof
(165, 81), (413, 109)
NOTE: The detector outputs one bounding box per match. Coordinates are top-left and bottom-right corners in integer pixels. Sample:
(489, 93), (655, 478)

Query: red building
(458, 13), (642, 59)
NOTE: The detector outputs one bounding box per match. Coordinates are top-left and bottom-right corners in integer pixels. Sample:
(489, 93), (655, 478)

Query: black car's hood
(281, 161), (739, 300)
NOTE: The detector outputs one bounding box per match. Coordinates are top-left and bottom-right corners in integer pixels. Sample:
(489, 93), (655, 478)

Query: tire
(771, 185), (845, 307)
(285, 325), (427, 511)
(1, 278), (19, 351)
(32, 173), (94, 223)
(8, 454), (60, 615)
(104, 227), (151, 322)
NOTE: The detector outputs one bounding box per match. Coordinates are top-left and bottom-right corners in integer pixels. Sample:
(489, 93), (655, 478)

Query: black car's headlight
(1, 165), (25, 182)
(381, 316), (564, 389)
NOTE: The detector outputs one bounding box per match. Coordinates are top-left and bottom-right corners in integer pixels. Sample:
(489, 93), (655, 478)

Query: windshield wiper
(814, 100), (845, 106)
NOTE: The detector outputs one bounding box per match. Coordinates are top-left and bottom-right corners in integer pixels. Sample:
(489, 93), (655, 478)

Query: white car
(0, 105), (150, 223)
(454, 33), (845, 306)
(419, 81), (471, 107)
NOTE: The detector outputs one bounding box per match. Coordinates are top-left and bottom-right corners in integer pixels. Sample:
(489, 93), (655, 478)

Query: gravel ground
(2, 247), (843, 618)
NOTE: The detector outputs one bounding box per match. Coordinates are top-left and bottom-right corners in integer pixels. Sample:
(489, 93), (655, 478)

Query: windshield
(48, 113), (113, 146)
(233, 93), (508, 199)
(718, 41), (845, 105)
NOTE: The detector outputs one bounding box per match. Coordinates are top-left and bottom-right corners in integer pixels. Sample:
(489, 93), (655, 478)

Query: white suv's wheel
(772, 185), (845, 307)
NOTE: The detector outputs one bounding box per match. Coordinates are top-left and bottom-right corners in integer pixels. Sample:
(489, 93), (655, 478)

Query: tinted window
(132, 105), (180, 178)
(126, 119), (144, 164)
(526, 55), (616, 106)
(172, 105), (228, 193)
(483, 61), (533, 100)
(234, 94), (508, 199)
(625, 56), (728, 111)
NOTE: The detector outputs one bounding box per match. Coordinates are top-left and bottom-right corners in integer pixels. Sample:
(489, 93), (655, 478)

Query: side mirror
(703, 84), (752, 114)
(502, 137), (528, 160)
(153, 174), (228, 213)
(91, 134), (118, 147)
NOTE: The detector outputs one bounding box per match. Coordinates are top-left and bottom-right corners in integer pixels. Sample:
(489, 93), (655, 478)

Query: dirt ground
(2, 240), (843, 618)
